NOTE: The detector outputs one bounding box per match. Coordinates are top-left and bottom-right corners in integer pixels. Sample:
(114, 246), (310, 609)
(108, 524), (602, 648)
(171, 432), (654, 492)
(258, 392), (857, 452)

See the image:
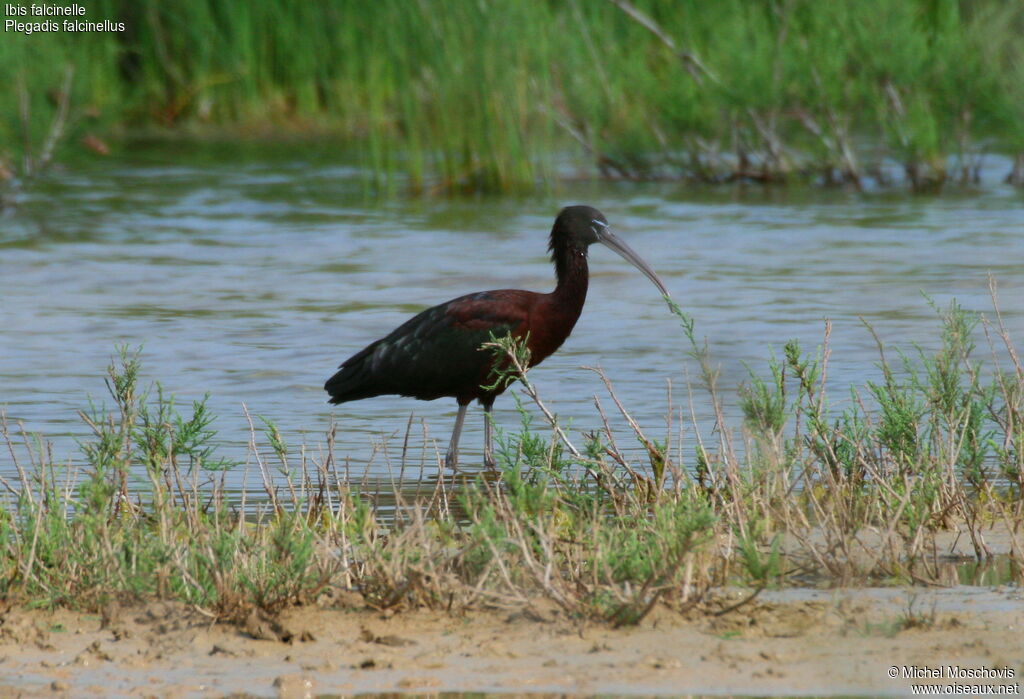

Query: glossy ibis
(325, 205), (669, 469)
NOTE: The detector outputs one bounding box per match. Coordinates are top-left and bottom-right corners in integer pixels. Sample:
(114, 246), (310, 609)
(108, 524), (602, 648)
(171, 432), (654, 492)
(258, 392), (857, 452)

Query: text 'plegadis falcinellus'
(325, 205), (669, 469)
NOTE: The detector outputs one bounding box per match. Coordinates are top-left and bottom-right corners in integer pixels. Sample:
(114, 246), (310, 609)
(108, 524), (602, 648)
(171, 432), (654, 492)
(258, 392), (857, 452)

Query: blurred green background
(3, 0), (1023, 193)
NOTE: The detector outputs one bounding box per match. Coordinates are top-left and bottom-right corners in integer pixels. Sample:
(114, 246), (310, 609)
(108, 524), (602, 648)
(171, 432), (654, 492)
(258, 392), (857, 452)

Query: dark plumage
(325, 205), (669, 469)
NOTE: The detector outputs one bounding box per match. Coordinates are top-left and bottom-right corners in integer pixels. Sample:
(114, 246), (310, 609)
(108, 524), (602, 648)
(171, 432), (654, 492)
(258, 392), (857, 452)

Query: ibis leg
(483, 402), (496, 470)
(444, 403), (468, 471)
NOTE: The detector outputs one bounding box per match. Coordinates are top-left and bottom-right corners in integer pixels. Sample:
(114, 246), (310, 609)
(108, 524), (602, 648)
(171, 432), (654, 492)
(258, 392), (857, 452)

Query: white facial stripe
(591, 219), (608, 228)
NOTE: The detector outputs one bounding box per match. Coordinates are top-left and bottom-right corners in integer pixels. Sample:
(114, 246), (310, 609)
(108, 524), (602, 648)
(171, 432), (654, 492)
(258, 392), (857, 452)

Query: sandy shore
(1, 584), (1021, 698)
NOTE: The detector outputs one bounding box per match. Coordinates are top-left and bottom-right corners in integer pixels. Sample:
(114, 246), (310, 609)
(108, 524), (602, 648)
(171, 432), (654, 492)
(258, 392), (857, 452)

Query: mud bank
(1, 585), (1021, 698)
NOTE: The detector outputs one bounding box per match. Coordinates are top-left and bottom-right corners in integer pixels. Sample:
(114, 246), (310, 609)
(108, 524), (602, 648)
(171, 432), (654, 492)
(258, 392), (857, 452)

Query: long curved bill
(598, 229), (671, 298)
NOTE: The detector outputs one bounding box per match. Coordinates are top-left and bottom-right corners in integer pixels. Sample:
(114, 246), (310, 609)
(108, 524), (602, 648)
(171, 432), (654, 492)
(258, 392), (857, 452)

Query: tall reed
(2, 0), (1023, 193)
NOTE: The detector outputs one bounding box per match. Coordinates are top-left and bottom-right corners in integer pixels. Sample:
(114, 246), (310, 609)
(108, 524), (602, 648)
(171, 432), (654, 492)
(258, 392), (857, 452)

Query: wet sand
(2, 585), (1021, 698)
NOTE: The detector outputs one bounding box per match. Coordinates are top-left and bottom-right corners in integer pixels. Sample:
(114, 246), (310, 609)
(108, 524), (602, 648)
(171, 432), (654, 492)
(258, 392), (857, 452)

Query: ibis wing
(325, 291), (532, 403)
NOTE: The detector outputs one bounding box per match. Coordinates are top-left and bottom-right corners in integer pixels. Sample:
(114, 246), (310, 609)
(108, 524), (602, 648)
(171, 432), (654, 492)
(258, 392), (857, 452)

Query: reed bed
(1, 281), (1021, 626)
(2, 0), (1023, 195)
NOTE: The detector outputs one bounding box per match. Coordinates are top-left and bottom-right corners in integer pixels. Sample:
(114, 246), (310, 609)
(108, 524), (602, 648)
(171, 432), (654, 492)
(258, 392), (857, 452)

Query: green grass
(2, 285), (1023, 623)
(2, 0), (1024, 195)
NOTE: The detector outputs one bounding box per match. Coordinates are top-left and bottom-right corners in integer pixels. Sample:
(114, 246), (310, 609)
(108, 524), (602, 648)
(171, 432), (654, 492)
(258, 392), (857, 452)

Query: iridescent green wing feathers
(325, 291), (531, 404)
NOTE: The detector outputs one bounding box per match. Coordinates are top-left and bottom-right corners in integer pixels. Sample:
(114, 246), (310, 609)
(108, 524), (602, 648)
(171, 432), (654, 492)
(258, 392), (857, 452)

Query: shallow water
(2, 143), (1024, 494)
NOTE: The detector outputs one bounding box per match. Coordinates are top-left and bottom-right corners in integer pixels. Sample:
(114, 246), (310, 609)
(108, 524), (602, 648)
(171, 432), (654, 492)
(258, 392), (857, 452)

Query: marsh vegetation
(2, 289), (1021, 625)
(3, 0), (1024, 196)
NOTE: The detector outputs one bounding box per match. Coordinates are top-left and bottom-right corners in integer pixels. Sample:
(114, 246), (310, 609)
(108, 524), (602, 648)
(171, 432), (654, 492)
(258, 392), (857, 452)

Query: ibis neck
(552, 246), (589, 313)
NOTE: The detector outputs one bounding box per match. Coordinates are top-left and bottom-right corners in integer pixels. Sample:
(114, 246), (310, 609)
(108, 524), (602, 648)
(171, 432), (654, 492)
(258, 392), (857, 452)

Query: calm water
(2, 143), (1024, 493)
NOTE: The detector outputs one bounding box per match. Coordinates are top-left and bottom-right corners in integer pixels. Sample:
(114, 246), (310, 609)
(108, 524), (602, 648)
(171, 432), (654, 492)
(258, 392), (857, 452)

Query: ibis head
(549, 205), (669, 298)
